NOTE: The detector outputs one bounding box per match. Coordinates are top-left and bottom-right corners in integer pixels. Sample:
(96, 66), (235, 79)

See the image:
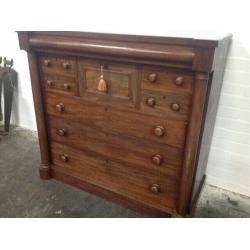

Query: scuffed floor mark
(55, 210), (62, 215)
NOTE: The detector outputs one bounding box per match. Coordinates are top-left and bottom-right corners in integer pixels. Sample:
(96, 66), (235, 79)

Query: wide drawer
(45, 92), (187, 148)
(48, 116), (182, 178)
(50, 142), (179, 210)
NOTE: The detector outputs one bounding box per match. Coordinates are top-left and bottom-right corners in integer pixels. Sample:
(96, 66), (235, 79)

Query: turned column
(28, 53), (51, 179)
(178, 72), (209, 215)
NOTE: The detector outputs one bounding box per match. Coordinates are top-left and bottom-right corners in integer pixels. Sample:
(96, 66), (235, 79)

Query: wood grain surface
(18, 31), (232, 217)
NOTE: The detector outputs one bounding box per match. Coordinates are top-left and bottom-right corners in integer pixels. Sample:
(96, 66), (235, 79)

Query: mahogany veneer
(18, 31), (231, 217)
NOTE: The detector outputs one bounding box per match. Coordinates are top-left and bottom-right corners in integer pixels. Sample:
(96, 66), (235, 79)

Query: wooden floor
(0, 126), (249, 218)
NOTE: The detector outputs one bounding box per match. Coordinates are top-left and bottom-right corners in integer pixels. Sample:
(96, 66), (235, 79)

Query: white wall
(206, 38), (250, 196)
(0, 0), (250, 196)
(0, 32), (36, 130)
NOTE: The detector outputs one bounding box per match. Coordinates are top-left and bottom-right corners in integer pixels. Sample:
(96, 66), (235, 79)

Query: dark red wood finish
(18, 31), (231, 217)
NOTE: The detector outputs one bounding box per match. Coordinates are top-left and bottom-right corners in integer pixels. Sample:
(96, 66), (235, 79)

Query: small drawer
(78, 59), (140, 109)
(51, 141), (179, 210)
(39, 55), (77, 78)
(141, 89), (191, 121)
(142, 66), (194, 94)
(43, 77), (77, 95)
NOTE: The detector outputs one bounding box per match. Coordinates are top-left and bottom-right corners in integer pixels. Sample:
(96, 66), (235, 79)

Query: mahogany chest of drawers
(18, 31), (231, 217)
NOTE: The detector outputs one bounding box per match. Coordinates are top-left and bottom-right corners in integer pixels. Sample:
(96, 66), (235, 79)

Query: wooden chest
(18, 31), (231, 217)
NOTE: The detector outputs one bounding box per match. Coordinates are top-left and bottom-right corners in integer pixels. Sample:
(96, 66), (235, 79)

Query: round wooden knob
(175, 76), (184, 86)
(63, 83), (70, 90)
(58, 128), (67, 136)
(47, 80), (54, 87)
(151, 184), (160, 194)
(62, 62), (70, 69)
(148, 73), (157, 83)
(44, 60), (51, 67)
(60, 154), (69, 162)
(171, 103), (180, 112)
(56, 103), (64, 112)
(146, 97), (156, 107)
(154, 126), (165, 137)
(152, 154), (163, 165)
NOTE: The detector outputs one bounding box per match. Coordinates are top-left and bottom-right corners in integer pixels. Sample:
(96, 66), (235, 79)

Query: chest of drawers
(18, 31), (231, 217)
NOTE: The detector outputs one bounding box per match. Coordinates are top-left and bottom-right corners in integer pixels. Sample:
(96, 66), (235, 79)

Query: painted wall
(206, 38), (250, 196)
(0, 0), (249, 196)
(0, 32), (36, 131)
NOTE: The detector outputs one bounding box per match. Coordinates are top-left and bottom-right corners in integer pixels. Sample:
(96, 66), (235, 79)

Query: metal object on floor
(0, 57), (17, 134)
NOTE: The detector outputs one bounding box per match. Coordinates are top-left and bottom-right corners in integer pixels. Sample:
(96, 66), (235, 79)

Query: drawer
(78, 59), (140, 109)
(42, 76), (77, 95)
(39, 54), (77, 78)
(48, 116), (183, 177)
(51, 142), (179, 210)
(141, 89), (191, 121)
(142, 66), (194, 94)
(45, 92), (187, 148)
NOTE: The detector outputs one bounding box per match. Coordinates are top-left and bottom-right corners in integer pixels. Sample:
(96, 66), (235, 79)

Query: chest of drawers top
(18, 31), (230, 71)
(18, 31), (231, 217)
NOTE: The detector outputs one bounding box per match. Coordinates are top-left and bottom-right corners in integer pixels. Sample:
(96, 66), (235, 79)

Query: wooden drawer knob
(171, 103), (180, 112)
(60, 154), (69, 162)
(152, 154), (163, 165)
(175, 76), (184, 86)
(146, 97), (156, 107)
(151, 184), (160, 194)
(154, 126), (165, 137)
(63, 83), (70, 90)
(58, 128), (67, 136)
(148, 73), (157, 83)
(62, 62), (70, 69)
(44, 60), (51, 67)
(47, 80), (54, 87)
(56, 103), (65, 112)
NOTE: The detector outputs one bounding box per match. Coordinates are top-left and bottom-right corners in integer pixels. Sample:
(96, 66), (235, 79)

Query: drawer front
(39, 55), (77, 78)
(78, 59), (140, 109)
(39, 54), (78, 95)
(42, 77), (77, 95)
(48, 116), (183, 177)
(141, 89), (191, 121)
(51, 142), (179, 210)
(45, 92), (187, 148)
(142, 66), (194, 94)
